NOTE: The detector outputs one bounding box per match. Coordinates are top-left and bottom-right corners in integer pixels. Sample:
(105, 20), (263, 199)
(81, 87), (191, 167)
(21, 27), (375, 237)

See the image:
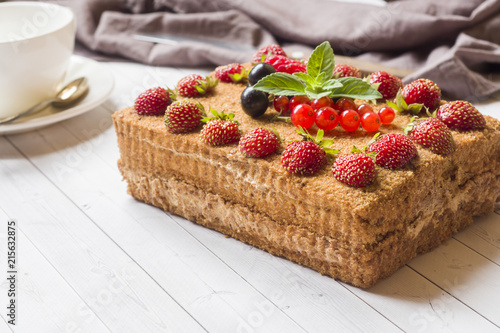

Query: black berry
(248, 63), (276, 86)
(241, 86), (269, 118)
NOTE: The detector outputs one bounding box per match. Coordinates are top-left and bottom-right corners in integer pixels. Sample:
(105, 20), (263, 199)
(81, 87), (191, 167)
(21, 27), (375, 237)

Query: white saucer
(0, 55), (114, 135)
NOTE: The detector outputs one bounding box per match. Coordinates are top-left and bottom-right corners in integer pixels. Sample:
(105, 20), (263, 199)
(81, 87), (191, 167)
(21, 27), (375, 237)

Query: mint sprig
(253, 41), (382, 101)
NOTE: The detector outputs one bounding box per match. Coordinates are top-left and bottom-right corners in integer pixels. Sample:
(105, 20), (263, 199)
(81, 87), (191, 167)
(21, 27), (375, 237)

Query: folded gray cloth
(66, 0), (500, 100)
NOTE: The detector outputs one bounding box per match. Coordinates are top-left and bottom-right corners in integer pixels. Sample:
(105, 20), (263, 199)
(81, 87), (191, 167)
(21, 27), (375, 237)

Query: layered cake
(113, 43), (500, 288)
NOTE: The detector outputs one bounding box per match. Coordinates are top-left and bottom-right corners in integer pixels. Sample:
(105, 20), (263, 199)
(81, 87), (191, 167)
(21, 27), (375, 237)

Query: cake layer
(118, 164), (490, 288)
(113, 82), (500, 287)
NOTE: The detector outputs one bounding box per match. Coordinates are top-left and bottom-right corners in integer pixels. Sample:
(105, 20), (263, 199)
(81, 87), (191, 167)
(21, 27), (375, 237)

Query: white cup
(0, 1), (76, 119)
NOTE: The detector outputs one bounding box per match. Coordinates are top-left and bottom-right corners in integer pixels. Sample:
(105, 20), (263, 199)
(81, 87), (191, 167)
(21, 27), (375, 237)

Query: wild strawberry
(333, 64), (361, 78)
(164, 101), (202, 134)
(239, 128), (280, 158)
(134, 87), (174, 116)
(214, 63), (248, 83)
(436, 100), (486, 131)
(369, 71), (403, 99)
(200, 109), (240, 146)
(281, 128), (338, 175)
(400, 78), (441, 111)
(406, 117), (454, 155)
(367, 133), (417, 169)
(252, 44), (287, 63)
(332, 153), (375, 188)
(176, 74), (218, 97)
(282, 141), (326, 175)
(264, 55), (307, 74)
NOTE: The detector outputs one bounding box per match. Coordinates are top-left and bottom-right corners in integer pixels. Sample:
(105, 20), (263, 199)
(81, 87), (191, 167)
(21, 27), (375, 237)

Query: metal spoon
(0, 77), (89, 125)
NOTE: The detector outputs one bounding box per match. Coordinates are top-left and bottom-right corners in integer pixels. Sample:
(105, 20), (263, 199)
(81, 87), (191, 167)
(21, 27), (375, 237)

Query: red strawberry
(333, 64), (361, 78)
(176, 74), (218, 97)
(369, 71), (403, 99)
(281, 141), (326, 175)
(406, 117), (454, 155)
(265, 55), (307, 74)
(239, 128), (280, 158)
(252, 44), (287, 63)
(164, 101), (202, 133)
(134, 87), (174, 116)
(200, 109), (240, 146)
(436, 100), (486, 131)
(400, 78), (441, 111)
(200, 120), (240, 146)
(281, 128), (338, 175)
(214, 63), (248, 83)
(367, 133), (417, 169)
(332, 153), (375, 188)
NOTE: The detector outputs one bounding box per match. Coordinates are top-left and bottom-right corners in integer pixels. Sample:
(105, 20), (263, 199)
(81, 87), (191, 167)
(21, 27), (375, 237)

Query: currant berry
(291, 104), (315, 129)
(340, 109), (360, 132)
(360, 112), (381, 132)
(248, 63), (276, 85)
(289, 95), (311, 112)
(311, 96), (333, 110)
(335, 97), (356, 112)
(315, 107), (339, 131)
(378, 106), (396, 125)
(273, 95), (290, 114)
(356, 104), (373, 116)
(240, 86), (269, 118)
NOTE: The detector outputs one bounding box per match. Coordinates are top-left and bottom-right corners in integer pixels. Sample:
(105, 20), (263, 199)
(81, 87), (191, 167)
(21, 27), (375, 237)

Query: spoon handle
(0, 99), (54, 125)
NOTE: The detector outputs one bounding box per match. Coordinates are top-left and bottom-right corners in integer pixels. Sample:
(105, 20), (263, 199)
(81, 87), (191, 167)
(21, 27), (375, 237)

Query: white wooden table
(1, 59), (500, 333)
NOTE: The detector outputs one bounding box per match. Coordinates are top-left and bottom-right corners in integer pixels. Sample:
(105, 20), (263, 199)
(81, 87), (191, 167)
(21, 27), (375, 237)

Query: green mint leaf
(293, 72), (316, 89)
(330, 77), (382, 100)
(306, 41), (335, 83)
(253, 72), (305, 96)
(304, 88), (332, 100)
(320, 79), (343, 91)
(314, 72), (330, 86)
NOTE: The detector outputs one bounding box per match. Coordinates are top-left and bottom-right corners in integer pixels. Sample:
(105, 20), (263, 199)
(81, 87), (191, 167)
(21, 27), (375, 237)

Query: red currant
(340, 109), (360, 132)
(273, 95), (290, 114)
(311, 96), (333, 110)
(378, 106), (396, 125)
(315, 107), (339, 131)
(356, 104), (373, 116)
(335, 97), (356, 112)
(360, 112), (381, 132)
(289, 95), (311, 111)
(291, 104), (315, 129)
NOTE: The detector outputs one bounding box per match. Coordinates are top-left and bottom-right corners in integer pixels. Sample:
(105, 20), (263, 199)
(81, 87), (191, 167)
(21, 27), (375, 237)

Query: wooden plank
(454, 213), (500, 265)
(0, 317), (13, 333)
(345, 265), (500, 333)
(170, 214), (402, 333)
(408, 239), (500, 327)
(0, 136), (206, 333)
(0, 209), (110, 332)
(7, 109), (306, 332)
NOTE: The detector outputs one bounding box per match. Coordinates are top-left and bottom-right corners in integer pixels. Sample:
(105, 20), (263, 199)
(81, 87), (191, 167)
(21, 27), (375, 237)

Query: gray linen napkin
(64, 0), (500, 100)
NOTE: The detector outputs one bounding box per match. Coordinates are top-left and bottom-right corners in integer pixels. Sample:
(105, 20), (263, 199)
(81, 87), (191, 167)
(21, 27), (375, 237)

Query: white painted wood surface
(0, 59), (499, 333)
